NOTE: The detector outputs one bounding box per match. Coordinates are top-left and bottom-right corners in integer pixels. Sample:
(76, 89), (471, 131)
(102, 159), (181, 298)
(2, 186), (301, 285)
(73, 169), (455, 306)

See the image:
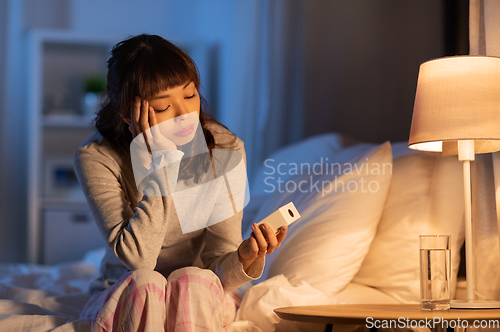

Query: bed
(0, 132), (483, 331)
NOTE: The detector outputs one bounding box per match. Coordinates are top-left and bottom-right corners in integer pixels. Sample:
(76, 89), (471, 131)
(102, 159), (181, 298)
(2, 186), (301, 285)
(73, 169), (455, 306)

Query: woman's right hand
(129, 96), (176, 151)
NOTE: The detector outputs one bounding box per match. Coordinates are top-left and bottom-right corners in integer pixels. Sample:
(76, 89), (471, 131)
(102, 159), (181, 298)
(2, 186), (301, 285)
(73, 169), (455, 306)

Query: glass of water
(419, 235), (451, 310)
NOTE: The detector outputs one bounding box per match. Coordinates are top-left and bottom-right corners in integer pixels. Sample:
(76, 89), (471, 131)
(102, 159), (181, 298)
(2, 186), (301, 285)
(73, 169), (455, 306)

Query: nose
(174, 113), (189, 122)
(173, 100), (190, 122)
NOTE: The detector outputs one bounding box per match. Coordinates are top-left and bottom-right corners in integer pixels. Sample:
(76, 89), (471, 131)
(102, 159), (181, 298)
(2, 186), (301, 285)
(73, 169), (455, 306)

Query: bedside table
(275, 304), (500, 332)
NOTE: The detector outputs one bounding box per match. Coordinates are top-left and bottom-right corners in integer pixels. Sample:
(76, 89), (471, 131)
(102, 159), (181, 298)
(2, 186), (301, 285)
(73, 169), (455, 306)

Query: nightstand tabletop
(274, 304), (500, 326)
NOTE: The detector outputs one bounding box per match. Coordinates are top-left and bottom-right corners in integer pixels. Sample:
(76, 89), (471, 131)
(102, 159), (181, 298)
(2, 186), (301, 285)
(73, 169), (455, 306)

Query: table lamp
(409, 55), (500, 309)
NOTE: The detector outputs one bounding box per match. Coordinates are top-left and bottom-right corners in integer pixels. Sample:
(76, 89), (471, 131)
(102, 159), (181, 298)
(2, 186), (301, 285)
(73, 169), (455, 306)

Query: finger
(149, 107), (161, 140)
(132, 97), (141, 135)
(276, 225), (288, 248)
(251, 223), (269, 256)
(246, 236), (260, 257)
(260, 223), (278, 254)
(137, 100), (153, 153)
(239, 236), (260, 262)
(149, 107), (158, 128)
(139, 100), (150, 132)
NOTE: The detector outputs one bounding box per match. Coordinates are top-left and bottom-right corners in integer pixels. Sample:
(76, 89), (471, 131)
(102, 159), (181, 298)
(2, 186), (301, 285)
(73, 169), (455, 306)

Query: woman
(74, 34), (287, 331)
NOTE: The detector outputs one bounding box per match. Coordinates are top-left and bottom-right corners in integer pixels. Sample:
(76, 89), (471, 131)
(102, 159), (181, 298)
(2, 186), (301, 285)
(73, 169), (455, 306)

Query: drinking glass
(420, 235), (451, 310)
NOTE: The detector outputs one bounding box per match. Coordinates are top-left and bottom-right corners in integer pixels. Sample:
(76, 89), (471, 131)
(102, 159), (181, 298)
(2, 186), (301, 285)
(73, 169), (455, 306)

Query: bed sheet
(0, 249), (393, 332)
(0, 248), (261, 331)
(0, 257), (96, 331)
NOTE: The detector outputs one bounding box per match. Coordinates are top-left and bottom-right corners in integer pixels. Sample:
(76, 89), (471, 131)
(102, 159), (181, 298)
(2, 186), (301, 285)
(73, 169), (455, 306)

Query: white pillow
(243, 133), (358, 235)
(250, 133), (355, 197)
(332, 282), (399, 304)
(247, 142), (392, 297)
(244, 142), (377, 234)
(352, 143), (465, 303)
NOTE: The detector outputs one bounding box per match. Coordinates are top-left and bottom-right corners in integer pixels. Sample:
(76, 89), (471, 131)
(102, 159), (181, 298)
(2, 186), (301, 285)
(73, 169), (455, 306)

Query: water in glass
(420, 248), (451, 310)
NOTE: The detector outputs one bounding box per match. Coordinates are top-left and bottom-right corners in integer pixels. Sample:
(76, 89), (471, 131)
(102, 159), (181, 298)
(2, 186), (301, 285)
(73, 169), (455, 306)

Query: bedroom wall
(302, 0), (449, 143)
(0, 0), (462, 263)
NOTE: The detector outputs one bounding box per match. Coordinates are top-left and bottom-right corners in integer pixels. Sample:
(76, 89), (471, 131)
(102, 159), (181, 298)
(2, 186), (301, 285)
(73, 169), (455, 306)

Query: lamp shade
(409, 56), (500, 154)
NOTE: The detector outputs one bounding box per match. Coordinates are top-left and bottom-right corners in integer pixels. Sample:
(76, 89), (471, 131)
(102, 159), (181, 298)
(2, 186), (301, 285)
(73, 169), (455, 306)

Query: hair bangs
(132, 46), (199, 100)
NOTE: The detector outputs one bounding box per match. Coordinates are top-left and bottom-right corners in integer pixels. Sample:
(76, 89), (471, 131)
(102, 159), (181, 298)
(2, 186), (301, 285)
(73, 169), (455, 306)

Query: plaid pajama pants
(80, 267), (238, 332)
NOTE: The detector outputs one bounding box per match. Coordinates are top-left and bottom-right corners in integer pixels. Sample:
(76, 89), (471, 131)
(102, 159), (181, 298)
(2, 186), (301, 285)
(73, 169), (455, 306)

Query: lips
(174, 124), (195, 137)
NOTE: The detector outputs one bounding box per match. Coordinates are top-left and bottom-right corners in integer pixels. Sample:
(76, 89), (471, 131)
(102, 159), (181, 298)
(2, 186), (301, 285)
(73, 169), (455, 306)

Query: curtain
(470, 0), (500, 301)
(261, 0), (304, 161)
(222, 0), (304, 184)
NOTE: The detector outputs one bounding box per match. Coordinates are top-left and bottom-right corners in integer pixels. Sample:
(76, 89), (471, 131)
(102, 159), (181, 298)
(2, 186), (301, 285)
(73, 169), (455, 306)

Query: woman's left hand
(238, 223), (288, 274)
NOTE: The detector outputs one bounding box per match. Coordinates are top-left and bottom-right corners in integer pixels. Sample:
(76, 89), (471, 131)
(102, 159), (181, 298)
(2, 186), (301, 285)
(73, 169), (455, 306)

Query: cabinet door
(42, 208), (105, 265)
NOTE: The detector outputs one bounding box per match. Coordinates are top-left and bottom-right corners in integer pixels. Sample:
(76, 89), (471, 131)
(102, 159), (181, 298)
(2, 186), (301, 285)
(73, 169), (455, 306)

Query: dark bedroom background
(0, 0), (468, 263)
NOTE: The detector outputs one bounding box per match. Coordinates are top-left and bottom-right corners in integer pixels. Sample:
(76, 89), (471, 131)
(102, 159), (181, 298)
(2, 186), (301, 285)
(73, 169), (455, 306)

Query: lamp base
(451, 300), (500, 309)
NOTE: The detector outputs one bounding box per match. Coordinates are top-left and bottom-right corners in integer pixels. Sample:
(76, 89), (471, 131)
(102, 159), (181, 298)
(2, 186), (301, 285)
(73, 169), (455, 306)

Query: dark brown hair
(94, 34), (234, 182)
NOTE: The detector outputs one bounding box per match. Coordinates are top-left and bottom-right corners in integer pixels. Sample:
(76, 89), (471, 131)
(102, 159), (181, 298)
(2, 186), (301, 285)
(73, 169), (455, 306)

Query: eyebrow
(149, 81), (192, 100)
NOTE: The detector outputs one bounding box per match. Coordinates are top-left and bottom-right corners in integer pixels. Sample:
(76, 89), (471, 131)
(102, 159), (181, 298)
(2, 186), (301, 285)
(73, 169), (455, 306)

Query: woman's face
(147, 81), (200, 146)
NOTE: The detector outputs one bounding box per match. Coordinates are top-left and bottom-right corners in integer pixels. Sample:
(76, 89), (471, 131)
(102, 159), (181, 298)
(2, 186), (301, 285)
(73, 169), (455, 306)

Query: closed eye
(186, 93), (196, 99)
(155, 105), (170, 113)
